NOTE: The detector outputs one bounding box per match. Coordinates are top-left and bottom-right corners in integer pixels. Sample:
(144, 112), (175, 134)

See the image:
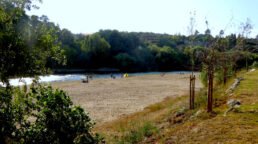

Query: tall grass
(116, 122), (158, 144)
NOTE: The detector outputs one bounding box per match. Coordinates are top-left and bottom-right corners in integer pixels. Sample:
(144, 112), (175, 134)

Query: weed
(117, 122), (158, 143)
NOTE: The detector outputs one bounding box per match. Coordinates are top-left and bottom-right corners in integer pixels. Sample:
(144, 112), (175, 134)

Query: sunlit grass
(94, 96), (187, 143)
(95, 70), (258, 143)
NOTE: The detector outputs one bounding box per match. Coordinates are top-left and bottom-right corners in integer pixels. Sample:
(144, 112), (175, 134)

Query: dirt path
(52, 73), (202, 123)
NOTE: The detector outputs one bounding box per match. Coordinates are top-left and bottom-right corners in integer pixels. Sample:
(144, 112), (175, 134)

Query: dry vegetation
(94, 70), (258, 143)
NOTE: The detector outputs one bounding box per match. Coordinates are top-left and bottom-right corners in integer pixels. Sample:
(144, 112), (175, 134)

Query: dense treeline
(58, 30), (191, 71)
(56, 29), (258, 72)
(2, 1), (258, 76)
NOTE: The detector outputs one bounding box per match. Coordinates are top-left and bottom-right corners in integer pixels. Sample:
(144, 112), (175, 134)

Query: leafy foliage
(56, 28), (258, 72)
(1, 82), (100, 143)
(0, 0), (65, 83)
(0, 1), (99, 143)
(0, 88), (15, 143)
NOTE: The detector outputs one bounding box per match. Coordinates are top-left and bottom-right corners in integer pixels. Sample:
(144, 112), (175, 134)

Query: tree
(200, 31), (237, 112)
(187, 12), (197, 109)
(200, 43), (218, 112)
(198, 25), (219, 112)
(238, 18), (253, 71)
(0, 0), (64, 84)
(0, 1), (99, 143)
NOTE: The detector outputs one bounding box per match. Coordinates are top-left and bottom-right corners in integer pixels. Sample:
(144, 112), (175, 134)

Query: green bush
(0, 88), (16, 143)
(0, 83), (100, 144)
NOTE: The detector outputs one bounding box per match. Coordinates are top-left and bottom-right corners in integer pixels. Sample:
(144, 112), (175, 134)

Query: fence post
(189, 75), (195, 110)
(193, 75), (195, 109)
(207, 70), (213, 112)
(190, 75), (192, 109)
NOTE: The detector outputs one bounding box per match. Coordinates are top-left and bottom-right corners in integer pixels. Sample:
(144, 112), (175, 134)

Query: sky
(27, 0), (258, 37)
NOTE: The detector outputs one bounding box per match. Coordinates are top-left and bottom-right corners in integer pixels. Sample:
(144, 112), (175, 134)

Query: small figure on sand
(179, 72), (184, 75)
(111, 73), (116, 79)
(160, 72), (166, 77)
(89, 74), (93, 80)
(123, 73), (129, 78)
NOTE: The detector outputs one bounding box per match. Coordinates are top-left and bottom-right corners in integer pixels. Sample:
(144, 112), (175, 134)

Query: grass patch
(235, 104), (258, 113)
(117, 122), (158, 144)
(94, 96), (186, 143)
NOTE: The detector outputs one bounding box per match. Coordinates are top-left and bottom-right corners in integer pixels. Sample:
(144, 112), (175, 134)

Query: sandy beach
(52, 73), (202, 123)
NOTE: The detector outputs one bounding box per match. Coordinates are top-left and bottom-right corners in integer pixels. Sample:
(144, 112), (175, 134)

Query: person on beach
(123, 73), (129, 78)
(111, 74), (116, 79)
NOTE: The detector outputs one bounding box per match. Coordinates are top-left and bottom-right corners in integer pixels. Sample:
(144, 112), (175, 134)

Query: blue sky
(27, 0), (258, 37)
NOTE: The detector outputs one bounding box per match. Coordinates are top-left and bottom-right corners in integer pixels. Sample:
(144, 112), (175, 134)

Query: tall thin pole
(190, 75), (192, 109)
(193, 75), (195, 109)
(207, 68), (213, 112)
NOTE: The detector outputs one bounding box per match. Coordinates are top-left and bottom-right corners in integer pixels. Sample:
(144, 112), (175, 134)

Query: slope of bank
(94, 70), (258, 143)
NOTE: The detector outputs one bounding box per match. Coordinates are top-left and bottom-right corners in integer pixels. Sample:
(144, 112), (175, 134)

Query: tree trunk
(246, 56), (248, 72)
(189, 75), (195, 110)
(223, 67), (227, 85)
(207, 69), (213, 112)
(189, 75), (192, 109)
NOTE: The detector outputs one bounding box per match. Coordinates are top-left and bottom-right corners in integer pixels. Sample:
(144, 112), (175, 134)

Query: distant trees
(58, 29), (81, 68)
(115, 53), (136, 71)
(57, 30), (192, 72)
(80, 33), (111, 68)
(52, 28), (258, 73)
(148, 45), (181, 70)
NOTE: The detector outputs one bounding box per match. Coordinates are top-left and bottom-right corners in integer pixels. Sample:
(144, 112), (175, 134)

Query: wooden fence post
(189, 75), (195, 110)
(207, 69), (213, 112)
(190, 75), (192, 109)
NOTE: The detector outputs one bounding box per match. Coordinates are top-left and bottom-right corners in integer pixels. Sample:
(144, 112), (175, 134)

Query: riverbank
(95, 70), (258, 143)
(52, 73), (202, 123)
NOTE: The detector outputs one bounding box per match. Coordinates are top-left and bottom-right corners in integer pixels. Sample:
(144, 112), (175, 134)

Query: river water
(0, 71), (191, 87)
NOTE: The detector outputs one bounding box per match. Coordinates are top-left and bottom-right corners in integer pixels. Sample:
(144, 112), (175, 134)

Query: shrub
(1, 82), (100, 144)
(0, 88), (16, 143)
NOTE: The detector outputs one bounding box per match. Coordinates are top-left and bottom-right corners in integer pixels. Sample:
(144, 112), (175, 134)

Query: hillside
(95, 70), (258, 143)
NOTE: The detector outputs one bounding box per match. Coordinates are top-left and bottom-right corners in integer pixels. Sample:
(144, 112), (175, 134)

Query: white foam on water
(0, 74), (86, 87)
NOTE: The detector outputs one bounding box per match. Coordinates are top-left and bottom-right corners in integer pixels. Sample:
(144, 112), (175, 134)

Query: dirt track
(52, 73), (202, 123)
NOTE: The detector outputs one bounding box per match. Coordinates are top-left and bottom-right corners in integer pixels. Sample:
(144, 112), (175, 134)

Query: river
(0, 71), (192, 87)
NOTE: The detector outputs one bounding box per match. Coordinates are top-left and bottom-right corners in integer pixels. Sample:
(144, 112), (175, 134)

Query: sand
(52, 73), (202, 123)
